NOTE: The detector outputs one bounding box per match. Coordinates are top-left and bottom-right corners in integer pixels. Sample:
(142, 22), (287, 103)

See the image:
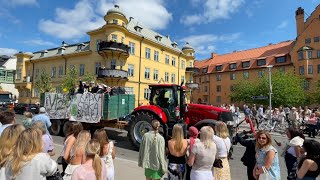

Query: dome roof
(107, 5), (126, 17)
(182, 42), (194, 51)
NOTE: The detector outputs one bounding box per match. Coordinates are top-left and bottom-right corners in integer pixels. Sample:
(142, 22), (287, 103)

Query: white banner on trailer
(69, 93), (103, 123)
(43, 93), (69, 119)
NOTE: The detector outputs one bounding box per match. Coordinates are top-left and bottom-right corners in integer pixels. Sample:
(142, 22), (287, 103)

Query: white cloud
(22, 39), (56, 46)
(181, 0), (245, 25)
(276, 21), (288, 30)
(1, 0), (38, 6)
(179, 33), (241, 55)
(39, 0), (172, 39)
(245, 0), (263, 18)
(0, 48), (19, 56)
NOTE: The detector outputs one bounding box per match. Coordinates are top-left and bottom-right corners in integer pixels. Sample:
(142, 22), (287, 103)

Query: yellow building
(15, 5), (196, 106)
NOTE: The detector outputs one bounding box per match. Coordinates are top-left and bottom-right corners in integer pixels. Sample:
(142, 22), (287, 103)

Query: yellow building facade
(15, 5), (196, 106)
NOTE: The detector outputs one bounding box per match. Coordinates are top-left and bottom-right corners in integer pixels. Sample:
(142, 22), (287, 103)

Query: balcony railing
(0, 76), (14, 83)
(98, 69), (128, 79)
(98, 41), (129, 54)
(186, 67), (199, 74)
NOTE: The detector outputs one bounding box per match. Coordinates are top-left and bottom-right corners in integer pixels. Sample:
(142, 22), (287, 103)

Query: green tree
(82, 71), (96, 84)
(62, 68), (78, 93)
(230, 71), (306, 107)
(35, 70), (53, 93)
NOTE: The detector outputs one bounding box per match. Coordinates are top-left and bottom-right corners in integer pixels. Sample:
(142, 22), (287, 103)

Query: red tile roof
(195, 40), (294, 73)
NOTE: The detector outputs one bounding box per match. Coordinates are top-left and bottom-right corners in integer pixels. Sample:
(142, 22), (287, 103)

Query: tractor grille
(219, 111), (233, 123)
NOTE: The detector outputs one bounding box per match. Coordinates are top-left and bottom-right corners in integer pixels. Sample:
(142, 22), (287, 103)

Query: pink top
(71, 159), (107, 180)
(308, 117), (317, 125)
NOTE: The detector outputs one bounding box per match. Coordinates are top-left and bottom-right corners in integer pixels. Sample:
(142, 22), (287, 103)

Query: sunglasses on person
(258, 137), (267, 140)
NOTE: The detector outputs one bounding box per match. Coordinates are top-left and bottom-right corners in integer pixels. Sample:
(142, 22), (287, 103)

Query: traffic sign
(251, 96), (269, 100)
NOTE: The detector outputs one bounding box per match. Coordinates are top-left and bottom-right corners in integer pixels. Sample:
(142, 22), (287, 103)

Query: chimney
(295, 7), (305, 36)
(211, 52), (218, 58)
(129, 17), (134, 21)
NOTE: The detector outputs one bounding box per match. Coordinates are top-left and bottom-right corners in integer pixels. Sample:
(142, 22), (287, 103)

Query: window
(34, 88), (39, 97)
(129, 42), (135, 54)
(258, 70), (264, 78)
(216, 74), (221, 81)
(242, 61), (250, 68)
(216, 65), (222, 71)
(79, 64), (85, 76)
(189, 62), (193, 67)
(111, 34), (117, 42)
(318, 50), (320, 58)
(230, 73), (236, 80)
(58, 66), (63, 76)
(229, 63), (236, 69)
(154, 51), (159, 61)
(17, 57), (23, 62)
(40, 51), (47, 57)
(172, 57), (176, 66)
(308, 65), (313, 74)
(303, 80), (310, 90)
(112, 19), (118, 24)
(57, 48), (65, 54)
(120, 61), (124, 70)
(318, 65), (320, 73)
(165, 72), (169, 82)
(298, 51), (304, 60)
(135, 26), (142, 33)
(216, 96), (221, 103)
(144, 88), (151, 99)
(155, 35), (162, 41)
(95, 62), (101, 75)
(314, 36), (319, 42)
(188, 76), (193, 83)
(165, 55), (169, 64)
(70, 65), (75, 70)
(171, 73), (176, 83)
(216, 85), (221, 92)
(26, 90), (30, 97)
(275, 56), (286, 63)
(299, 66), (304, 75)
(35, 69), (39, 78)
(307, 50), (312, 59)
(181, 75), (185, 83)
(96, 39), (101, 51)
(128, 64), (134, 77)
(305, 38), (311, 44)
(121, 37), (124, 43)
(243, 71), (249, 79)
(153, 69), (158, 80)
(111, 59), (116, 70)
(76, 44), (84, 51)
(257, 59), (266, 66)
(202, 67), (208, 73)
(204, 86), (208, 92)
(181, 61), (185, 69)
(145, 68), (150, 79)
(145, 48), (151, 59)
(51, 67), (56, 78)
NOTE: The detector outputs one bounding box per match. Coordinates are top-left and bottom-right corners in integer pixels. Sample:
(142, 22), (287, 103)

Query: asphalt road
(14, 114), (320, 180)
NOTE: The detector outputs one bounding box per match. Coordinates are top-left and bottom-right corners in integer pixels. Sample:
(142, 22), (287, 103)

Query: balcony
(98, 41), (129, 57)
(15, 76), (32, 89)
(185, 81), (199, 89)
(186, 67), (199, 74)
(0, 76), (14, 83)
(98, 68), (128, 80)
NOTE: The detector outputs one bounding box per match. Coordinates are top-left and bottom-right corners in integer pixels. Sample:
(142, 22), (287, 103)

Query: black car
(14, 103), (39, 114)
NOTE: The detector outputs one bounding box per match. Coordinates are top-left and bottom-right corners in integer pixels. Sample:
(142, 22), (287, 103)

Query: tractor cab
(149, 84), (186, 122)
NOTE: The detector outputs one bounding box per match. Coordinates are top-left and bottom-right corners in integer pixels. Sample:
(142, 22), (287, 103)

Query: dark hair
(303, 140), (320, 159)
(65, 121), (83, 138)
(287, 128), (305, 139)
(0, 110), (15, 125)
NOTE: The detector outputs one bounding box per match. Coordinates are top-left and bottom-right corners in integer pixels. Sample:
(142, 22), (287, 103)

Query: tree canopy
(62, 68), (78, 93)
(230, 71), (306, 107)
(35, 70), (53, 93)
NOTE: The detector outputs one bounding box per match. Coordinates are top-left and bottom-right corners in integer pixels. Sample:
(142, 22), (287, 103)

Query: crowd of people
(0, 109), (116, 180)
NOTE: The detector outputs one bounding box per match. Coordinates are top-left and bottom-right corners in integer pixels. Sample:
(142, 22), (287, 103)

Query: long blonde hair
(215, 121), (229, 138)
(255, 131), (272, 150)
(172, 124), (184, 152)
(200, 126), (214, 149)
(70, 130), (91, 158)
(93, 129), (109, 157)
(86, 139), (102, 180)
(0, 124), (25, 168)
(152, 120), (160, 142)
(9, 128), (43, 178)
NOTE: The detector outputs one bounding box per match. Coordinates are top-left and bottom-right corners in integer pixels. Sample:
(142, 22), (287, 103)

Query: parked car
(14, 103), (39, 114)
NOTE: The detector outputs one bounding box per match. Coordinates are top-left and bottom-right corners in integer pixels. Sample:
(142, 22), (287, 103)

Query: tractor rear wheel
(128, 111), (165, 149)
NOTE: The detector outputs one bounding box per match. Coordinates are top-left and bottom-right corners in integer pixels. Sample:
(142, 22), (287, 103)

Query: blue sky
(0, 0), (318, 60)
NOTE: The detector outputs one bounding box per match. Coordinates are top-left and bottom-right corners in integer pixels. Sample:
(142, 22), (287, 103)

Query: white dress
(101, 141), (115, 180)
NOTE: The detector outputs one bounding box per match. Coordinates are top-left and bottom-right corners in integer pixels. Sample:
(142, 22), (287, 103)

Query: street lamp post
(267, 65), (273, 120)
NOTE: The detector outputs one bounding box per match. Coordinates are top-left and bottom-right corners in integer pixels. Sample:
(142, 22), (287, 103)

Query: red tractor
(127, 84), (235, 148)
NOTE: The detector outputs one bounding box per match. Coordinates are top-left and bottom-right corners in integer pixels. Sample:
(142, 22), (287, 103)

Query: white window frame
(95, 62), (101, 75)
(58, 66), (63, 76)
(144, 88), (151, 100)
(79, 64), (85, 76)
(129, 42), (135, 54)
(172, 57), (176, 66)
(182, 60), (185, 69)
(111, 59), (116, 70)
(165, 55), (170, 64)
(154, 50), (159, 61)
(171, 73), (176, 83)
(16, 69), (22, 80)
(145, 68), (150, 79)
(52, 67), (56, 78)
(111, 34), (118, 42)
(165, 72), (169, 82)
(128, 64), (134, 77)
(145, 48), (151, 59)
(153, 69), (158, 80)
